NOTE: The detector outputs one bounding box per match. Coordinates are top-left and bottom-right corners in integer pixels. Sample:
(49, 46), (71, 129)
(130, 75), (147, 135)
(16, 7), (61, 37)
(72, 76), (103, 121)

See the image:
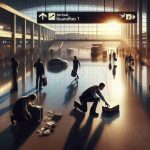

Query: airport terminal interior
(0, 0), (150, 150)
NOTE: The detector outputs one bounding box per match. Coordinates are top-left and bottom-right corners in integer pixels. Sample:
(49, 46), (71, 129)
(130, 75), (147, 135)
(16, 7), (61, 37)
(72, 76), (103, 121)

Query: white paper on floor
(36, 110), (62, 137)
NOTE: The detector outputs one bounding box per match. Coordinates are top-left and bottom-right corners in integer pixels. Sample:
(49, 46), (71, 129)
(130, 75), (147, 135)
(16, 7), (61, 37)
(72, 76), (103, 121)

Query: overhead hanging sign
(37, 12), (137, 24)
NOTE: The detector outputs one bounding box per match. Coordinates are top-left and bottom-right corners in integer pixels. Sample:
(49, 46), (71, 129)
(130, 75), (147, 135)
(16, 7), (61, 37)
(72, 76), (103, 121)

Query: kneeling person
(11, 93), (37, 124)
(74, 83), (109, 117)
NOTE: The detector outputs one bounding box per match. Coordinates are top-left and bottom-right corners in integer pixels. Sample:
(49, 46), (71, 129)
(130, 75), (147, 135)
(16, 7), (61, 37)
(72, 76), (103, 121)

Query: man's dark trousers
(36, 74), (42, 89)
(76, 94), (99, 114)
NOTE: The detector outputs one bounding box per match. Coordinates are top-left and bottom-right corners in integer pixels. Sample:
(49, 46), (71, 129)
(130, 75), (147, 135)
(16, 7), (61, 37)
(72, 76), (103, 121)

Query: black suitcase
(28, 105), (43, 122)
(102, 105), (119, 113)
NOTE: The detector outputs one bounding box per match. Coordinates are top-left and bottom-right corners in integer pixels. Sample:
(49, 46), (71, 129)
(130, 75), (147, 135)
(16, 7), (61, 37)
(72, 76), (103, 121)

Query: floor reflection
(0, 41), (150, 150)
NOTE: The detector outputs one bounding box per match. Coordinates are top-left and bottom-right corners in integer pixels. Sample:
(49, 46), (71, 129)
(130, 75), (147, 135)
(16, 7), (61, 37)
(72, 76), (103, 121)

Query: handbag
(102, 105), (119, 113)
(114, 57), (117, 61)
(42, 75), (47, 86)
(71, 70), (77, 77)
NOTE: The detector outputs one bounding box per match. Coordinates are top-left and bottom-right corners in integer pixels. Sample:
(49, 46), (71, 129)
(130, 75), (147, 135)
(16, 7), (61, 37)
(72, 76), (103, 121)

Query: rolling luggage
(71, 70), (76, 77)
(28, 105), (43, 122)
(102, 105), (119, 113)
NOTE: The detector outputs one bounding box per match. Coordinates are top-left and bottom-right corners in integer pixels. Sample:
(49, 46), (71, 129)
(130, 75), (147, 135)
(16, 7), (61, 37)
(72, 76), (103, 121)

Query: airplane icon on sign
(39, 13), (47, 20)
(119, 13), (126, 18)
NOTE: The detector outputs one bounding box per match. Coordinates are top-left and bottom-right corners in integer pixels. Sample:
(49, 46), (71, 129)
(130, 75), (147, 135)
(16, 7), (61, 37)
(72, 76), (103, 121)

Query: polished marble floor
(0, 41), (150, 150)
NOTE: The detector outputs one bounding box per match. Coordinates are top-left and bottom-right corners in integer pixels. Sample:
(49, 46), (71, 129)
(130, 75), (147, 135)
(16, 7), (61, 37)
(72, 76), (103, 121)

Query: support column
(146, 0), (150, 58)
(22, 19), (26, 65)
(43, 28), (45, 43)
(131, 24), (134, 51)
(127, 24), (130, 53)
(129, 24), (131, 51)
(130, 0), (134, 52)
(46, 29), (47, 41)
(138, 0), (142, 57)
(38, 26), (41, 48)
(125, 24), (128, 50)
(31, 23), (34, 49)
(134, 0), (137, 51)
(48, 30), (50, 41)
(22, 19), (26, 50)
(127, 0), (131, 52)
(12, 14), (16, 54)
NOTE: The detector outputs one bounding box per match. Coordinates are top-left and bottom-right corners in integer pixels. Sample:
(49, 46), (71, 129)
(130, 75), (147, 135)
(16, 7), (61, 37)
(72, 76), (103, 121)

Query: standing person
(11, 57), (19, 91)
(73, 56), (81, 79)
(74, 83), (109, 117)
(112, 65), (117, 78)
(34, 58), (45, 90)
(113, 51), (116, 61)
(109, 52), (112, 62)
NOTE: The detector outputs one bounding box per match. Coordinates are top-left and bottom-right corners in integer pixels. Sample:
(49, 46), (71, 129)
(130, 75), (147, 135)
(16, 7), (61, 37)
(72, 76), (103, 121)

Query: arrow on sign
(39, 13), (47, 20)
(132, 15), (136, 19)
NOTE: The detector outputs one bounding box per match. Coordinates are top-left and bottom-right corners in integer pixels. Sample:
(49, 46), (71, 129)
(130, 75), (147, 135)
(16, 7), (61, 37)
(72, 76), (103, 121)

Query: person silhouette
(11, 93), (37, 124)
(11, 57), (19, 91)
(73, 56), (81, 79)
(74, 83), (109, 117)
(34, 58), (45, 90)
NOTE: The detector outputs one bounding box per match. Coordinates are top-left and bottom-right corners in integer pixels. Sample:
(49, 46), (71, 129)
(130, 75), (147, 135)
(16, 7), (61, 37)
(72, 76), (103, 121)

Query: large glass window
(21, 4), (121, 40)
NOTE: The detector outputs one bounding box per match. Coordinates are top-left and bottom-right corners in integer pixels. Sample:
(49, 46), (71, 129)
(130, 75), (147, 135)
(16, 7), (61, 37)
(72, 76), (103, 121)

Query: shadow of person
(63, 79), (78, 107)
(0, 121), (39, 149)
(74, 115), (94, 150)
(63, 108), (85, 150)
(64, 108), (95, 150)
(85, 112), (120, 150)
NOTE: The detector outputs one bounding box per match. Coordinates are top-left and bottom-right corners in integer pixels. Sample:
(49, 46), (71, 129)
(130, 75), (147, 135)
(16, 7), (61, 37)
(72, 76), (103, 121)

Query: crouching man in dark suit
(11, 93), (37, 124)
(74, 83), (110, 117)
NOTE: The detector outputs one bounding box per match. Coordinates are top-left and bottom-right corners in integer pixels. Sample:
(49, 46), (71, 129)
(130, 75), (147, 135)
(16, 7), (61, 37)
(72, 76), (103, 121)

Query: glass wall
(21, 4), (121, 40)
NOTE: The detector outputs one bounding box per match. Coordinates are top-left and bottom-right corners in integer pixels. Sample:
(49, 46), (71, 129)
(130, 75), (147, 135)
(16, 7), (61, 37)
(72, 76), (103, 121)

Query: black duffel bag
(71, 70), (77, 77)
(42, 76), (47, 86)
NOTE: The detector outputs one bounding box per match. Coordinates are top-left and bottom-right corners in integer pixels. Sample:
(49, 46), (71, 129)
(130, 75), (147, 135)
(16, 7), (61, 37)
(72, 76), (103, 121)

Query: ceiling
(1, 0), (129, 11)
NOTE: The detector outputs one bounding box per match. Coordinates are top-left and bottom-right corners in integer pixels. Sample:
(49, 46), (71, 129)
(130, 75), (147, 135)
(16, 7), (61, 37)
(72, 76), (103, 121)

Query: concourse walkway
(0, 41), (150, 150)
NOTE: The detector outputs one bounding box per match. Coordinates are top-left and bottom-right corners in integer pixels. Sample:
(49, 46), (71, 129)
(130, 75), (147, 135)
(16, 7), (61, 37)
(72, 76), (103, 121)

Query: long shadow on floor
(85, 112), (120, 150)
(64, 109), (119, 150)
(0, 104), (14, 117)
(63, 79), (78, 107)
(0, 92), (11, 103)
(129, 71), (150, 116)
(0, 87), (36, 104)
(63, 108), (85, 150)
(0, 91), (18, 117)
(0, 121), (39, 149)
